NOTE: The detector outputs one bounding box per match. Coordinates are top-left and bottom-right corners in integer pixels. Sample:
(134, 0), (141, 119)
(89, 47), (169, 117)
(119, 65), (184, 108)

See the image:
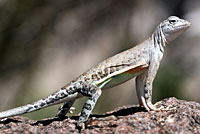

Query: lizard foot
(68, 107), (76, 114)
(77, 122), (85, 129)
(146, 102), (162, 112)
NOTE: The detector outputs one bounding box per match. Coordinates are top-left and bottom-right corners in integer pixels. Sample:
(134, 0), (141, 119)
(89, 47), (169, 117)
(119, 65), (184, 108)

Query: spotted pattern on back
(75, 41), (151, 84)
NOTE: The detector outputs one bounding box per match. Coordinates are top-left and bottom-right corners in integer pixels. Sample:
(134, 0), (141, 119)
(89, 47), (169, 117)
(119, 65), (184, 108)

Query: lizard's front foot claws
(156, 105), (171, 111)
(146, 102), (163, 112)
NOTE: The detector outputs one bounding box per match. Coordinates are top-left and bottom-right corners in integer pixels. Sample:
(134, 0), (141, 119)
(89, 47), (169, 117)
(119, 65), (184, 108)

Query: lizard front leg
(77, 83), (102, 128)
(143, 59), (160, 111)
(136, 72), (150, 111)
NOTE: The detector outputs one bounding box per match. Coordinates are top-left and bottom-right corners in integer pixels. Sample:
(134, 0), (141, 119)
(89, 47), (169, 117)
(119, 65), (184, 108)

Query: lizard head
(160, 16), (191, 43)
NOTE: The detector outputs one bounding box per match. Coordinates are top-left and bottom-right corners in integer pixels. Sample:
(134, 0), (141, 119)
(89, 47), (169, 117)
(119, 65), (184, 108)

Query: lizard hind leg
(77, 83), (102, 128)
(56, 100), (75, 118)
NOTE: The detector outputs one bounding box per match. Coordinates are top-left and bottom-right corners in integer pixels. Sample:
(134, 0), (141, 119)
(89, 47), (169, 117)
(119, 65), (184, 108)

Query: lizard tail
(0, 88), (78, 119)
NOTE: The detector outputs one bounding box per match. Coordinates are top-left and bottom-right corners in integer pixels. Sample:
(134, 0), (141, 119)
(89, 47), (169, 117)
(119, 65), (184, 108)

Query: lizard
(0, 16), (190, 128)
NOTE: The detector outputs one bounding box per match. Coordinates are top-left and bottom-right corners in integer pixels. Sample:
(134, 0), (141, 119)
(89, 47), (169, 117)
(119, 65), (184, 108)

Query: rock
(0, 97), (200, 134)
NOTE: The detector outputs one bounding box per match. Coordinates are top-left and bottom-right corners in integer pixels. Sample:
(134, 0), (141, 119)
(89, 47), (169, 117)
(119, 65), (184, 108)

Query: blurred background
(0, 0), (199, 120)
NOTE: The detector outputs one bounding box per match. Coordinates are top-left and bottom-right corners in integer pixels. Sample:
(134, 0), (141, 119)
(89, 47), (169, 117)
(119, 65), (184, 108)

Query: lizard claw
(77, 122), (85, 129)
(68, 107), (76, 114)
(146, 102), (162, 112)
(157, 105), (171, 111)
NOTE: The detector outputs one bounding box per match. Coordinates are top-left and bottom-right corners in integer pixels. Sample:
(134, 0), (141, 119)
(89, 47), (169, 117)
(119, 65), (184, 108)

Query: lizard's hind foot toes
(68, 107), (76, 114)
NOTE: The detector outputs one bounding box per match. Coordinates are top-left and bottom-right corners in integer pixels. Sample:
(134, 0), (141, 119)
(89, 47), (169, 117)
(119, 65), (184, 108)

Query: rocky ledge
(0, 97), (200, 134)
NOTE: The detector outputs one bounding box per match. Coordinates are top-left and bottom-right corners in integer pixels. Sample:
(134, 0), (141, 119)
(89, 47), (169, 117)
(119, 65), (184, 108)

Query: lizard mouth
(181, 20), (191, 28)
(174, 21), (191, 33)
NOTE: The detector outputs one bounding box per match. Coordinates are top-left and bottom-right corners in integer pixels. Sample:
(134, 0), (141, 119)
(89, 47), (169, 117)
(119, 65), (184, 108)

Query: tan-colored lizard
(0, 16), (190, 128)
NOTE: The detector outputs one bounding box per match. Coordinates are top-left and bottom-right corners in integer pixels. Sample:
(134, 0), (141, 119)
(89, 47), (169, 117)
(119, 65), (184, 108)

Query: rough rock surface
(0, 97), (200, 134)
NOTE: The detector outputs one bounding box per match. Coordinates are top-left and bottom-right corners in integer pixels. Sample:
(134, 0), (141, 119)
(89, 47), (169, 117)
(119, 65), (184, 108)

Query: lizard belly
(96, 65), (148, 89)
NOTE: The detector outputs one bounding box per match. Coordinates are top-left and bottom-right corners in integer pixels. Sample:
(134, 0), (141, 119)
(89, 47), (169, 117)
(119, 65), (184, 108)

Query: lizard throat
(152, 26), (167, 52)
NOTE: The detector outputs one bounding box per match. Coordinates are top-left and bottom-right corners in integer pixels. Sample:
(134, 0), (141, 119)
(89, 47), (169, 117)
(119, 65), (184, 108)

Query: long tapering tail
(0, 88), (78, 119)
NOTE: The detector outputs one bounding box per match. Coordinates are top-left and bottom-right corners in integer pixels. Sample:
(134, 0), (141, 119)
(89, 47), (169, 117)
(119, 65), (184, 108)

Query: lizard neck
(151, 25), (167, 52)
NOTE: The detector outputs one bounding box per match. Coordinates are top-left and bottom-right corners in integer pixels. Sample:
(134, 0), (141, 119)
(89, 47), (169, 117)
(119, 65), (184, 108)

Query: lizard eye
(169, 19), (177, 24)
